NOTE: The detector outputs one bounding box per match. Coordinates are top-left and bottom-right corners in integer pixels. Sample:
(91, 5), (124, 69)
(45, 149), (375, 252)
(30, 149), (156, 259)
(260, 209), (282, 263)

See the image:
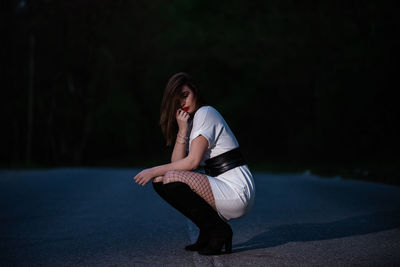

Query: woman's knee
(153, 176), (164, 183)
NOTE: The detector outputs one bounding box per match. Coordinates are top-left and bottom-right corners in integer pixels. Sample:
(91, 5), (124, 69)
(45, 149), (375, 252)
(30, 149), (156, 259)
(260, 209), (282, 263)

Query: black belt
(203, 147), (246, 177)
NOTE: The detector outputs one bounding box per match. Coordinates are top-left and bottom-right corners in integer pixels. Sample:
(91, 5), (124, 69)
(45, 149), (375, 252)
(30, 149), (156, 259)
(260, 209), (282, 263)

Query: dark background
(2, 1), (399, 185)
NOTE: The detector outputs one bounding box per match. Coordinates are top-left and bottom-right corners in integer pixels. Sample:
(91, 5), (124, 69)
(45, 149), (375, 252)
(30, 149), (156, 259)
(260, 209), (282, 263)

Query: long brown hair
(160, 72), (204, 146)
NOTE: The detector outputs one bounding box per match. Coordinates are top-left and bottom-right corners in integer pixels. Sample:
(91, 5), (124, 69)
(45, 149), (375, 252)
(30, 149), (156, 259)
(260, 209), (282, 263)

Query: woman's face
(179, 85), (196, 115)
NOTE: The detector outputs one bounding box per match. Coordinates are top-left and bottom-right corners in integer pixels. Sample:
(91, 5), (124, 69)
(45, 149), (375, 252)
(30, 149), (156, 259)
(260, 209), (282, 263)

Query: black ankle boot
(184, 229), (209, 251)
(198, 223), (232, 255)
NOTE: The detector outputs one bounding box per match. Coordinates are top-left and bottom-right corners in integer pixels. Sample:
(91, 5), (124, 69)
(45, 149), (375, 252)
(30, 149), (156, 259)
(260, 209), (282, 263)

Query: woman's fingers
(177, 108), (189, 115)
(133, 174), (140, 184)
(177, 109), (189, 119)
(178, 110), (185, 117)
(133, 170), (154, 186)
(176, 108), (190, 132)
(135, 176), (145, 186)
(134, 172), (144, 186)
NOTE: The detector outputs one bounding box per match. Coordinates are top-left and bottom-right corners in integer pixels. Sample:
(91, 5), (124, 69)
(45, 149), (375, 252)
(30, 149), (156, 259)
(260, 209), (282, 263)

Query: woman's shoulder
(193, 105), (223, 124)
(195, 105), (220, 116)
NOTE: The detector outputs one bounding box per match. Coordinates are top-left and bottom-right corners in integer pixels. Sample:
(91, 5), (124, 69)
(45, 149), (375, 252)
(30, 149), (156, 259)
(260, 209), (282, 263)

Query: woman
(133, 72), (255, 255)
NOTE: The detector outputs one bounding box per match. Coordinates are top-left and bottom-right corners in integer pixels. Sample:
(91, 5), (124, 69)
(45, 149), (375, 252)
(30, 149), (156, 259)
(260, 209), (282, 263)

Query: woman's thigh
(206, 176), (248, 221)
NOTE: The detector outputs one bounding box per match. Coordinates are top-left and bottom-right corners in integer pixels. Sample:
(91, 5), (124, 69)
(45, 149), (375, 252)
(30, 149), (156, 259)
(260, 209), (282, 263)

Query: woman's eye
(181, 92), (189, 98)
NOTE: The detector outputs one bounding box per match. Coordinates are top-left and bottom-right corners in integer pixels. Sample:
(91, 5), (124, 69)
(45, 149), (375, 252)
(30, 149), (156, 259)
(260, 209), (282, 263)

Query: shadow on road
(233, 209), (400, 253)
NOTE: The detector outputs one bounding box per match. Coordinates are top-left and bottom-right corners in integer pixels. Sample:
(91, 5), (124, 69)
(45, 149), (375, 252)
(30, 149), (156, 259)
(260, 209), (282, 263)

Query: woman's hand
(133, 168), (156, 186)
(176, 108), (190, 134)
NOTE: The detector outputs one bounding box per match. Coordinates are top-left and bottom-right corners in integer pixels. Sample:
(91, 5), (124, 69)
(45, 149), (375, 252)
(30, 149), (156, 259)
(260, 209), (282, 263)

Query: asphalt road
(1, 168), (399, 266)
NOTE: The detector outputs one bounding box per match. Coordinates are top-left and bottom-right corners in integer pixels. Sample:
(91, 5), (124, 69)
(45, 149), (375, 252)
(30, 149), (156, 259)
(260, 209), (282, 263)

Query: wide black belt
(203, 147), (246, 177)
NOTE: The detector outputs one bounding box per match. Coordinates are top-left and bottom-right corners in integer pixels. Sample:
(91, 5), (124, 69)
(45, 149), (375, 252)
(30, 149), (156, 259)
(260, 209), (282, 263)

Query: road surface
(1, 168), (399, 266)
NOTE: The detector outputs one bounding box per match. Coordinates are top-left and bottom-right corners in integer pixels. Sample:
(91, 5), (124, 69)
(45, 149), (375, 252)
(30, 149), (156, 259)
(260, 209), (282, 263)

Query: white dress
(188, 106), (256, 221)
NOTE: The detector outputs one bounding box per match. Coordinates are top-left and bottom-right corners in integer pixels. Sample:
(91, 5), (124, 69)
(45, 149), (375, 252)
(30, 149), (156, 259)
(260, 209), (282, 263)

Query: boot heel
(225, 237), (232, 253)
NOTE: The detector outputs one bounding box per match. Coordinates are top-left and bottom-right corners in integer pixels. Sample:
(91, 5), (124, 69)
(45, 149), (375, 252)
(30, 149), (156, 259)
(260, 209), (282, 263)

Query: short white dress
(188, 106), (256, 221)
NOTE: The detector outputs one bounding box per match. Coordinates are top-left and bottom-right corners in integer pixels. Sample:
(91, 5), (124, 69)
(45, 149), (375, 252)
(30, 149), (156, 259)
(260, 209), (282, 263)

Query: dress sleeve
(190, 107), (219, 149)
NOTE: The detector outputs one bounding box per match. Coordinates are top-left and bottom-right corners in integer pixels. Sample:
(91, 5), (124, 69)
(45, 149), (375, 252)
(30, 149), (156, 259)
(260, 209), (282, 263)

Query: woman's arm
(134, 135), (208, 186)
(171, 128), (188, 162)
(171, 108), (190, 162)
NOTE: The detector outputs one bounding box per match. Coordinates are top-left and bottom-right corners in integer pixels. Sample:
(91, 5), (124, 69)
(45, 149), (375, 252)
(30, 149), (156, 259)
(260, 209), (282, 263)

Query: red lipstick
(182, 106), (189, 112)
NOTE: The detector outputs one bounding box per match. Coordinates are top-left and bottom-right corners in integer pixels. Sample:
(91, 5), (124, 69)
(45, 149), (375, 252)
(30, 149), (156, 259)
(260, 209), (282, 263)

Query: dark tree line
(2, 1), (399, 183)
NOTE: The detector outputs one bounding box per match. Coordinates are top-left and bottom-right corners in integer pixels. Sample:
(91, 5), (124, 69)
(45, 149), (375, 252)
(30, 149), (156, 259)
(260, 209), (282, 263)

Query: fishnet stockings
(155, 170), (216, 210)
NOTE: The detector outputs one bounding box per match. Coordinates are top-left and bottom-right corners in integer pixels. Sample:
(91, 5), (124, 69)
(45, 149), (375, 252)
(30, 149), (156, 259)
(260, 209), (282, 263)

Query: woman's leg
(152, 180), (231, 254)
(157, 170), (232, 254)
(153, 176), (164, 183)
(162, 170), (216, 211)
